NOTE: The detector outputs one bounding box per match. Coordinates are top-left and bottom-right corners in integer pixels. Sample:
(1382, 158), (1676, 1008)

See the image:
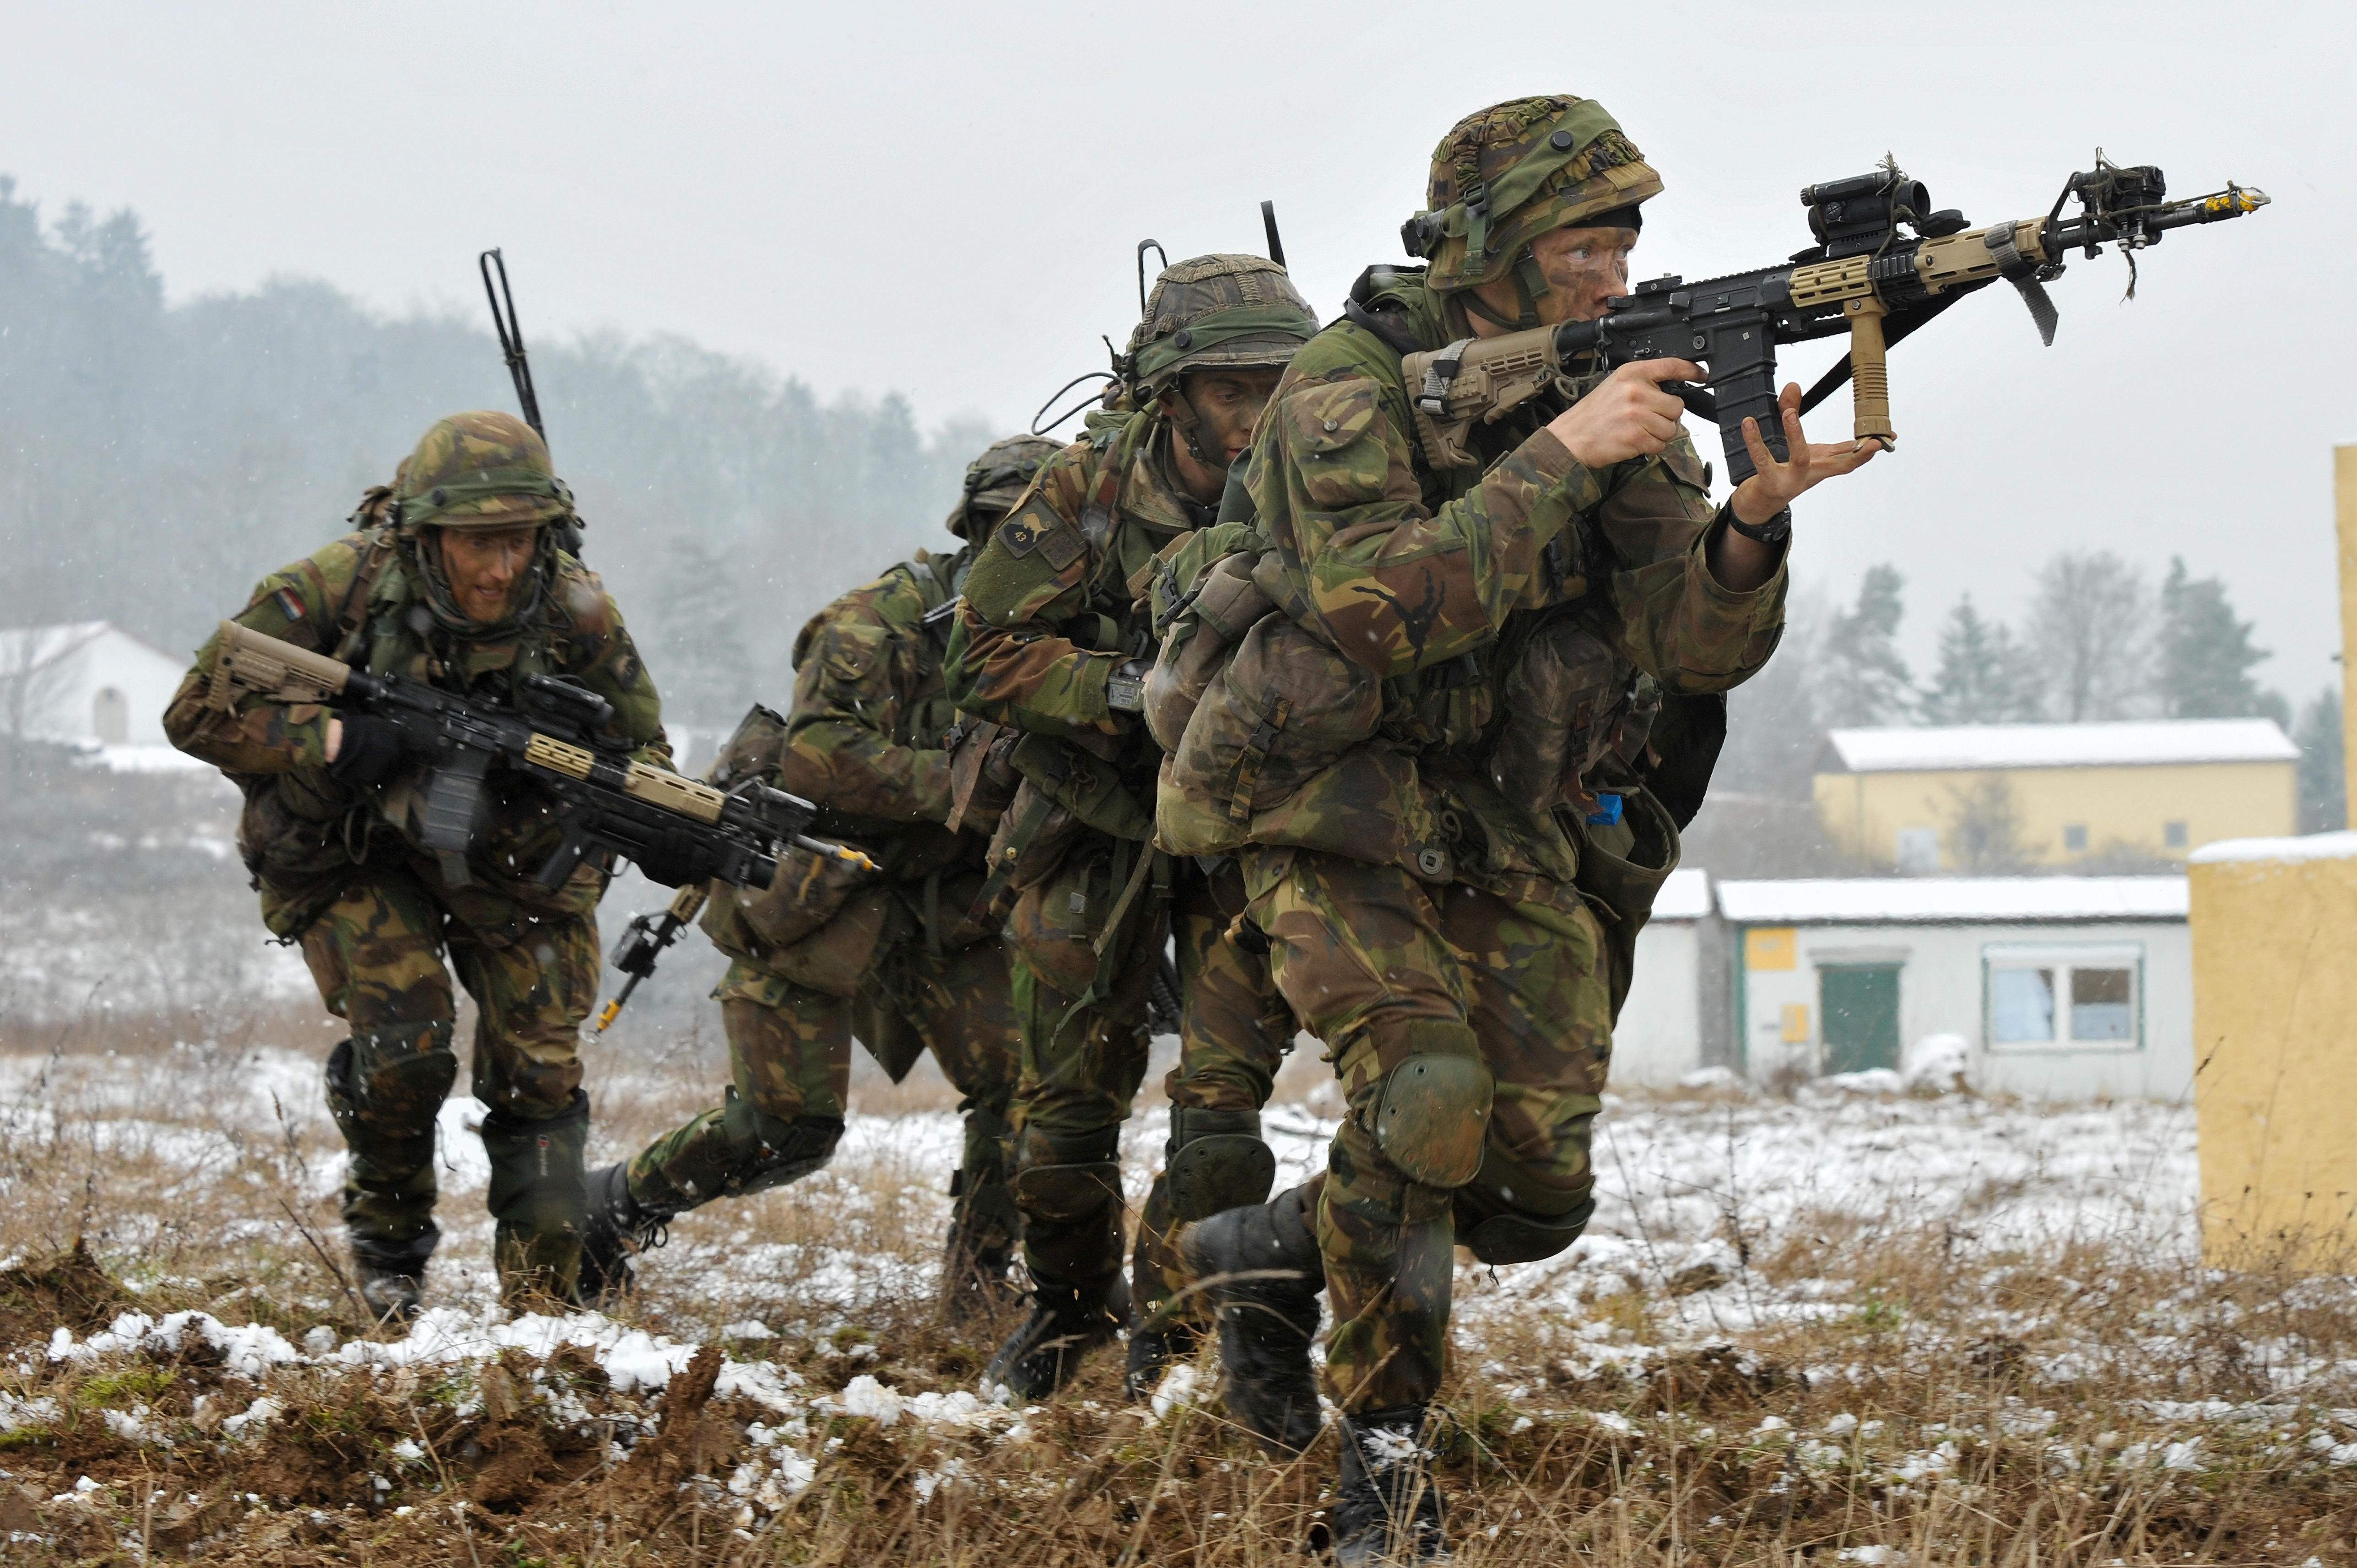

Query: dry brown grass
(4, 1010), (2357, 1564)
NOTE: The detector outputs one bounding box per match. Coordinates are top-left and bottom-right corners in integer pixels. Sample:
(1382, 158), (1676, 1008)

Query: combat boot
(350, 1231), (436, 1326)
(1178, 1183), (1323, 1454)
(1123, 1314), (1200, 1402)
(982, 1281), (1121, 1401)
(940, 1164), (1021, 1328)
(577, 1161), (674, 1307)
(1330, 1404), (1449, 1565)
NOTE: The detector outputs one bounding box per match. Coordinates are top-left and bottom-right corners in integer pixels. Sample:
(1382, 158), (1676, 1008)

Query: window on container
(2071, 966), (2135, 1040)
(1989, 967), (2055, 1043)
(2062, 823), (2088, 853)
(1983, 943), (2143, 1050)
(2163, 820), (2189, 849)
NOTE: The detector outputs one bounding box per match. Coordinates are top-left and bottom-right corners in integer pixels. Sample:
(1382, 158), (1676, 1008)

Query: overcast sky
(4, 0), (2349, 694)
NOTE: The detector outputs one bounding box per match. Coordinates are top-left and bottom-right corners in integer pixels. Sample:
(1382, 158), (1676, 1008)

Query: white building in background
(0, 621), (195, 763)
(1615, 873), (2193, 1102)
(1613, 868), (1725, 1088)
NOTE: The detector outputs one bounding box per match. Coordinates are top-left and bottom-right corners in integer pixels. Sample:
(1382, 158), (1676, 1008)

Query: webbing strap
(1227, 699), (1291, 823)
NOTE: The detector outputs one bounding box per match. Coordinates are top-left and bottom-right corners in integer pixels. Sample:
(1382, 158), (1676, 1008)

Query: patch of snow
(1826, 719), (2295, 773)
(2190, 830), (2357, 866)
(1717, 876), (2186, 926)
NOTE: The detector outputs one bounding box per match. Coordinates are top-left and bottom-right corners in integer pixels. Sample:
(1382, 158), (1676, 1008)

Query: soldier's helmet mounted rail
(1401, 95), (1664, 298)
(392, 410), (577, 533)
(947, 434), (1063, 539)
(1124, 254), (1319, 396)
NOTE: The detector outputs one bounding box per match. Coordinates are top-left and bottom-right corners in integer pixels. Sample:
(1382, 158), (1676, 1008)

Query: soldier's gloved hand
(634, 828), (717, 890)
(1105, 659), (1152, 715)
(327, 714), (406, 785)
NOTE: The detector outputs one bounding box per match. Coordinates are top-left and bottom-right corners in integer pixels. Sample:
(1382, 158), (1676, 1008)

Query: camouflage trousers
(1241, 846), (1611, 1413)
(1001, 844), (1293, 1299)
(623, 934), (1020, 1263)
(295, 864), (599, 1302)
(1131, 862), (1296, 1323)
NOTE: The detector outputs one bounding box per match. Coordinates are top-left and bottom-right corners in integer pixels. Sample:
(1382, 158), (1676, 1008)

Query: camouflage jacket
(163, 526), (668, 927)
(777, 546), (981, 876)
(1160, 266), (1787, 895)
(945, 405), (1215, 840)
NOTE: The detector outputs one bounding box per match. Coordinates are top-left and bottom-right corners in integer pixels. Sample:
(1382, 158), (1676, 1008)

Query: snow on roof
(1717, 876), (2188, 925)
(1651, 866), (1713, 921)
(1822, 720), (2297, 773)
(2189, 830), (2357, 866)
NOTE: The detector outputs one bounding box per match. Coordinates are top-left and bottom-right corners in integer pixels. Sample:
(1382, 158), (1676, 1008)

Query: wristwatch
(1106, 658), (1151, 713)
(1723, 502), (1792, 545)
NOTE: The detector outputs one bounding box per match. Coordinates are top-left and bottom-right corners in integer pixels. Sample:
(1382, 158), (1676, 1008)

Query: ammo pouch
(1571, 784), (1682, 1022)
(730, 837), (879, 951)
(1488, 616), (1623, 817)
(981, 781), (1085, 902)
(238, 773), (365, 887)
(744, 884), (896, 1000)
(1142, 550), (1276, 753)
(1170, 613), (1382, 824)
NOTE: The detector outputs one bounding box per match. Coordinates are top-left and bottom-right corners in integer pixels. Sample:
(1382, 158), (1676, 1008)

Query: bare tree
(1943, 774), (2039, 873)
(2027, 551), (2151, 722)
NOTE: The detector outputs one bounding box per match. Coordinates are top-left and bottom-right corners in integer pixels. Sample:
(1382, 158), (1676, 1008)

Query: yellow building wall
(1813, 760), (2296, 869)
(2190, 851), (2357, 1268)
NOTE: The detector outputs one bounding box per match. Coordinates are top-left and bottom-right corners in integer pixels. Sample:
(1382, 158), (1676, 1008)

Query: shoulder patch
(997, 512), (1085, 571)
(273, 587), (307, 622)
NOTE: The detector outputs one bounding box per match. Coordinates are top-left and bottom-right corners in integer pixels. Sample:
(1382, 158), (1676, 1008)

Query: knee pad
(1462, 1195), (1597, 1266)
(1367, 1022), (1492, 1191)
(719, 1087), (844, 1196)
(1165, 1106), (1276, 1223)
(325, 1020), (457, 1142)
(1011, 1160), (1124, 1224)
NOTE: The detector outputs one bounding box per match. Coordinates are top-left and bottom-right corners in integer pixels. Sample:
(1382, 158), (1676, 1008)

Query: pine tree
(2295, 687), (2346, 833)
(2027, 550), (2150, 721)
(2156, 556), (2276, 719)
(1816, 564), (1912, 728)
(1919, 595), (2043, 726)
(643, 533), (754, 732)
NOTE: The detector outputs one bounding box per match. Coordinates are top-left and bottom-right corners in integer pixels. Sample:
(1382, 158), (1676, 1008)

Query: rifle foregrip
(1843, 296), (1896, 450)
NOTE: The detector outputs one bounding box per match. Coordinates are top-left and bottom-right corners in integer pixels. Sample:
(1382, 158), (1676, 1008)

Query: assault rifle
(1396, 154), (2269, 482)
(206, 621), (873, 894)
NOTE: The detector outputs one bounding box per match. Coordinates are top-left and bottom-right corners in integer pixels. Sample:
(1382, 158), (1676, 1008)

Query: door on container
(1819, 964), (1902, 1075)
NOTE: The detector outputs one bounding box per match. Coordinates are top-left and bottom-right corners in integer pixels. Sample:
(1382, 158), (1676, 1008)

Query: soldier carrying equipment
(1398, 151), (2268, 481)
(206, 620), (871, 895)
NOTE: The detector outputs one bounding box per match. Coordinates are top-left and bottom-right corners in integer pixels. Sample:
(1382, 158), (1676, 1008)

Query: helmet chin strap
(1454, 248), (1552, 333)
(1162, 385), (1216, 466)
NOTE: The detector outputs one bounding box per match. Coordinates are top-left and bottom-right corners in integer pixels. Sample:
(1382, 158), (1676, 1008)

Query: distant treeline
(0, 177), (995, 724)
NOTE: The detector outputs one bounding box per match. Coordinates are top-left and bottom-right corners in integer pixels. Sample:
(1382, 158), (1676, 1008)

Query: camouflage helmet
(1401, 95), (1663, 298)
(946, 434), (1061, 539)
(1125, 255), (1318, 395)
(393, 410), (575, 532)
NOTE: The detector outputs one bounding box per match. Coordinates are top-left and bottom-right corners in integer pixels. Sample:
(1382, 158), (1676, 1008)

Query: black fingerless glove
(328, 714), (407, 785)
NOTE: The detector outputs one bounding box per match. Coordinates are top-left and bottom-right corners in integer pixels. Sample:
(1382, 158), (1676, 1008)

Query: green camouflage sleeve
(778, 587), (952, 823)
(1585, 435), (1789, 695)
(942, 447), (1122, 739)
(161, 538), (362, 774)
(1253, 361), (1605, 679)
(551, 561), (672, 770)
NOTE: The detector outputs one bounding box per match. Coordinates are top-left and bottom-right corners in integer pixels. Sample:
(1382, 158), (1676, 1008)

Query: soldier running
(164, 412), (670, 1317)
(578, 437), (1058, 1323)
(1158, 96), (1879, 1561)
(946, 256), (1316, 1399)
